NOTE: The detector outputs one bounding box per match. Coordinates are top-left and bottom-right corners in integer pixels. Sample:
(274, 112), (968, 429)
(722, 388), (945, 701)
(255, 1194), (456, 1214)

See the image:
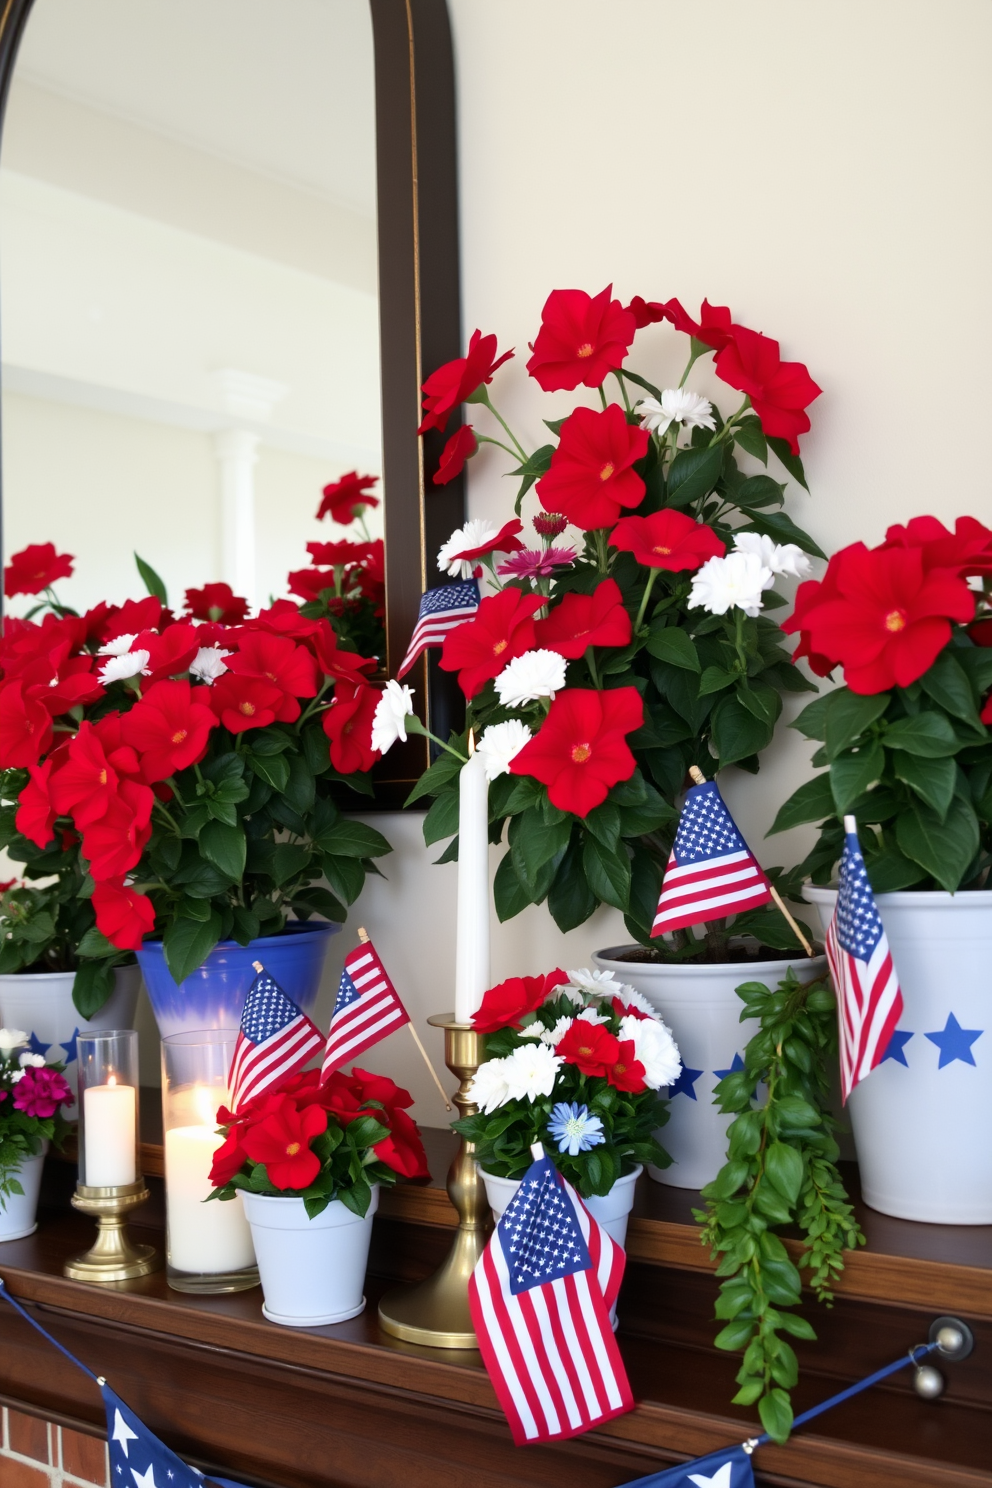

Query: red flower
(81, 779), (154, 878)
(183, 583), (249, 624)
(533, 512), (568, 540)
(970, 619), (992, 648)
(982, 694), (992, 725)
(305, 540), (365, 567)
(13, 1065), (72, 1118)
(556, 1020), (620, 1077)
(136, 624), (201, 685)
(537, 405), (648, 532)
(884, 515), (992, 578)
(510, 686), (643, 816)
(534, 579), (631, 659)
(606, 1040), (647, 1093)
(625, 296), (668, 329)
(434, 425), (478, 486)
(4, 543), (74, 598)
(661, 299), (734, 351)
(783, 573), (842, 677)
(322, 681), (380, 773)
(92, 878), (155, 951)
(526, 287), (635, 392)
(34, 656), (104, 716)
(714, 326), (821, 455)
(793, 544), (974, 694)
(96, 597), (162, 643)
(240, 1094), (328, 1190)
(306, 620), (377, 686)
(317, 471), (380, 524)
(373, 1106), (430, 1178)
(122, 679), (217, 782)
(0, 682), (53, 768)
(16, 759), (57, 849)
(287, 567), (334, 604)
(250, 601), (322, 640)
(472, 969), (569, 1033)
(208, 1126), (249, 1187)
(609, 509), (725, 572)
(208, 673), (286, 733)
(51, 721), (131, 828)
(418, 331), (514, 434)
(611, 996), (650, 1021)
(443, 518), (525, 566)
(439, 587), (544, 699)
(226, 632), (318, 723)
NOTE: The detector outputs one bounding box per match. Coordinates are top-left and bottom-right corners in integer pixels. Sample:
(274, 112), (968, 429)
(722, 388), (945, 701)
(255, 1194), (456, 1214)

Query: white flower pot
(594, 947), (827, 1191)
(0, 965), (141, 1119)
(0, 1142), (48, 1242)
(804, 887), (992, 1224)
(242, 1185), (379, 1326)
(480, 1164), (641, 1250)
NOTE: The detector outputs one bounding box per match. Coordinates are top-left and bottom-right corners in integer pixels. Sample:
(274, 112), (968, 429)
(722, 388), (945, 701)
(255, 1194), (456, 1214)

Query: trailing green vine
(694, 969), (864, 1444)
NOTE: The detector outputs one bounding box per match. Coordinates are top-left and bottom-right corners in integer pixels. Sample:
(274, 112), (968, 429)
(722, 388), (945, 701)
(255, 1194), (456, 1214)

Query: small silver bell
(913, 1364), (945, 1400)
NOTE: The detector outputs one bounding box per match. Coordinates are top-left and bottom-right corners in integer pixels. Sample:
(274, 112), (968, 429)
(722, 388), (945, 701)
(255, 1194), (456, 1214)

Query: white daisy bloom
(10, 1068), (25, 1084)
(540, 1015), (577, 1047)
(611, 985), (659, 1019)
(689, 551), (770, 618)
(494, 649), (567, 709)
(733, 532), (812, 583)
(97, 634), (138, 656)
(518, 1022), (545, 1039)
(437, 518), (501, 579)
(99, 650), (150, 685)
(566, 967), (622, 1000)
(189, 646), (232, 685)
(468, 1057), (513, 1113)
(636, 389), (716, 437)
(476, 719), (533, 781)
(370, 679), (416, 755)
(619, 1014), (682, 1091)
(18, 1051), (46, 1068)
(501, 1042), (563, 1104)
(0, 1029), (28, 1054)
(575, 1005), (609, 1026)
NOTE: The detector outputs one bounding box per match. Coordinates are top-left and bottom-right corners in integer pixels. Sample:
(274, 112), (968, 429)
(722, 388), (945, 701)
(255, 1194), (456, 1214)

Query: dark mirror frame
(0, 0), (465, 811)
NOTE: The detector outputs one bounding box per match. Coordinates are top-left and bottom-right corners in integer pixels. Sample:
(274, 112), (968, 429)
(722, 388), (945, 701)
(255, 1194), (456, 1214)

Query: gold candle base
(64, 1179), (162, 1283)
(378, 1016), (486, 1349)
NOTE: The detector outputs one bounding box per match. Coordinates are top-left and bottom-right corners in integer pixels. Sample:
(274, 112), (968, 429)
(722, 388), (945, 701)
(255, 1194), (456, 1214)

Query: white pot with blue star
(0, 965), (141, 1120)
(593, 948), (828, 1190)
(804, 886), (992, 1224)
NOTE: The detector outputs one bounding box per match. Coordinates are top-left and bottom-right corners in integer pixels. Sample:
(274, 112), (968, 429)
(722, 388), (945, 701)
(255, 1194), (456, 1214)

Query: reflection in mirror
(1, 0), (384, 662)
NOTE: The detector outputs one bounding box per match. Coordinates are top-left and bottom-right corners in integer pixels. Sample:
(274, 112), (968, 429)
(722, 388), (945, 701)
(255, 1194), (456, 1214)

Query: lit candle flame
(107, 1074), (117, 1088)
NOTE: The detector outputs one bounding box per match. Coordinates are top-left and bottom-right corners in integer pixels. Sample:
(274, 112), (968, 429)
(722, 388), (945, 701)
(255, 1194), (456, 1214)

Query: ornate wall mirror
(0, 0), (463, 808)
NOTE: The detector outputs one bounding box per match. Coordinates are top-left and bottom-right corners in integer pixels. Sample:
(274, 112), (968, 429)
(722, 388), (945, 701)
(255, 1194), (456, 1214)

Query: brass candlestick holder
(64, 1179), (160, 1283)
(378, 1016), (486, 1348)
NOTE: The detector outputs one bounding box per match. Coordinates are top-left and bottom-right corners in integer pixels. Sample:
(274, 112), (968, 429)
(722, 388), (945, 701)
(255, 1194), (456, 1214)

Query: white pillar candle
(165, 1112), (255, 1275)
(82, 1080), (136, 1187)
(454, 740), (491, 1025)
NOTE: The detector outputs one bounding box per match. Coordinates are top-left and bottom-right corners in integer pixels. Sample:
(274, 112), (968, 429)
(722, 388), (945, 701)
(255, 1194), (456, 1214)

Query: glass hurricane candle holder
(162, 1029), (258, 1293)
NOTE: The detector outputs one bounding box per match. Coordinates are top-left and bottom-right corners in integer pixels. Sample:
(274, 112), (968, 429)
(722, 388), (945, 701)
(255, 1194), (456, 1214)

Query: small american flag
(320, 937), (409, 1080)
(652, 779), (772, 936)
(826, 816), (904, 1103)
(396, 579), (479, 679)
(228, 965), (324, 1111)
(469, 1150), (633, 1446)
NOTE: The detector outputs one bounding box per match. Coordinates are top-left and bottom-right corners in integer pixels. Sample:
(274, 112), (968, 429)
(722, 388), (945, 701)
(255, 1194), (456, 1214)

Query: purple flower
(497, 546), (577, 579)
(12, 1066), (72, 1119)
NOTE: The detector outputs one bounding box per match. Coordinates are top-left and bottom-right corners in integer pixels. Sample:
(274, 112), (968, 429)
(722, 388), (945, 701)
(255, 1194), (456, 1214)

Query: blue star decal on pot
(880, 1028), (913, 1066)
(925, 1013), (983, 1069)
(60, 1027), (80, 1065)
(667, 1064), (703, 1100)
(26, 1031), (49, 1060)
(713, 1052), (746, 1083)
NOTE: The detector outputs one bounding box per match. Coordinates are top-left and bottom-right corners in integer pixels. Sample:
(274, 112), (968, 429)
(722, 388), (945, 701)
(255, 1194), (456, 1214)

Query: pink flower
(497, 547), (578, 579)
(13, 1065), (72, 1118)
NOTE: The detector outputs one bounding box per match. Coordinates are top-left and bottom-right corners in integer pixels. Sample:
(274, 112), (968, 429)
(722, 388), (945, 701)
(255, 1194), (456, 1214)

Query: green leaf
(75, 927), (117, 959)
(644, 625), (700, 672)
(765, 1141), (803, 1205)
(423, 789), (460, 846)
(736, 681), (782, 728)
(283, 755), (316, 816)
(758, 1387), (794, 1444)
(893, 753), (956, 820)
(864, 847), (927, 893)
(710, 693), (773, 766)
(326, 819), (392, 859)
(699, 665), (738, 697)
(829, 742), (884, 815)
(583, 802), (621, 852)
(582, 835), (630, 911)
(739, 510), (824, 559)
(321, 853), (366, 906)
(290, 885), (346, 922)
(134, 551), (168, 604)
(734, 474), (785, 509)
(824, 689), (890, 759)
(896, 796), (980, 891)
(732, 416), (768, 464)
(790, 694), (832, 742)
(509, 443), (554, 510)
(920, 650), (984, 728)
(493, 851), (531, 921)
(767, 434), (808, 490)
(666, 445), (723, 508)
(769, 774), (835, 834)
(405, 748), (463, 807)
(249, 751), (290, 792)
(72, 960), (116, 1018)
(547, 833), (597, 932)
(270, 843), (311, 886)
(510, 806), (572, 889)
(884, 711), (959, 757)
(163, 910), (223, 984)
(200, 820), (247, 881)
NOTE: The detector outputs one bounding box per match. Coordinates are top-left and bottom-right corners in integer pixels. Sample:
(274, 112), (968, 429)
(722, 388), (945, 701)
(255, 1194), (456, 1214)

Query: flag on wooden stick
(228, 963), (324, 1111)
(321, 934), (410, 1080)
(652, 776), (773, 937)
(397, 579), (480, 679)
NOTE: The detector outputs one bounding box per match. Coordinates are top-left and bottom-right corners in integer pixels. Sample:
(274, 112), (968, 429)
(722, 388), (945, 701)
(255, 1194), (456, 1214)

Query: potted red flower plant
(0, 1024), (73, 1241)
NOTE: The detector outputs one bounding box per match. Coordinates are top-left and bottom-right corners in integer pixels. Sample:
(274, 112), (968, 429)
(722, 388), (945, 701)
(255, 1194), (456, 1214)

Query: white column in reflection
(213, 428), (260, 607)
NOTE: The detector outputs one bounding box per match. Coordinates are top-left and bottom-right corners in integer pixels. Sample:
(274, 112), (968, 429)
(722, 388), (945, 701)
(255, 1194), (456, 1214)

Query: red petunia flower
(250, 601), (321, 641)
(884, 515), (992, 578)
(609, 509), (726, 572)
(136, 624), (201, 685)
(625, 296), (668, 329)
(792, 543), (974, 695)
(536, 404), (648, 531)
(316, 471), (380, 524)
(714, 326), (821, 455)
(509, 685), (643, 816)
(556, 1020), (620, 1077)
(322, 681), (380, 773)
(226, 631), (319, 723)
(81, 779), (154, 878)
(51, 721), (131, 828)
(783, 572), (843, 678)
(207, 1126), (249, 1187)
(418, 331), (514, 435)
(526, 286), (636, 393)
(440, 518), (525, 570)
(34, 656), (104, 716)
(4, 543), (74, 598)
(611, 996), (650, 1021)
(306, 620), (377, 686)
(606, 1040), (647, 1093)
(970, 619), (992, 648)
(91, 878), (156, 951)
(439, 587), (545, 699)
(0, 682), (53, 768)
(208, 672), (286, 733)
(16, 758), (57, 849)
(534, 578), (632, 659)
(96, 596), (162, 644)
(373, 1106), (430, 1178)
(240, 1094), (328, 1190)
(661, 299), (734, 351)
(305, 540), (362, 567)
(122, 679), (217, 782)
(287, 567), (334, 605)
(183, 583), (249, 624)
(471, 969), (569, 1033)
(434, 424), (478, 486)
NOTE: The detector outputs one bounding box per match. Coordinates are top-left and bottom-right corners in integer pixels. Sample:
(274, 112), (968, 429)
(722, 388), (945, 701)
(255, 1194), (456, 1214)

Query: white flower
(689, 551), (770, 618)
(97, 634), (137, 656)
(636, 390), (716, 437)
(189, 646), (232, 685)
(501, 1042), (563, 1103)
(519, 1023), (545, 1039)
(494, 649), (567, 708)
(10, 1068), (25, 1084)
(468, 1057), (512, 1113)
(540, 1015), (577, 1046)
(733, 532), (812, 583)
(619, 1014), (682, 1091)
(99, 649), (150, 685)
(575, 1005), (609, 1025)
(370, 680), (415, 755)
(18, 1051), (45, 1068)
(0, 1028), (28, 1053)
(477, 719), (533, 781)
(611, 985), (658, 1019)
(437, 519), (501, 579)
(566, 967), (621, 1001)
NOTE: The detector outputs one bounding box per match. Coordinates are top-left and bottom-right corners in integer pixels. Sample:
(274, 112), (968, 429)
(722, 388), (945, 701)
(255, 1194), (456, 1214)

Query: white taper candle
(454, 734), (491, 1025)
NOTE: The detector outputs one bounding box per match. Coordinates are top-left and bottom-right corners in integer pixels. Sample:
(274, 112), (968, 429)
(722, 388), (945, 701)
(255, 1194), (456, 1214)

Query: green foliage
(695, 970), (864, 1443)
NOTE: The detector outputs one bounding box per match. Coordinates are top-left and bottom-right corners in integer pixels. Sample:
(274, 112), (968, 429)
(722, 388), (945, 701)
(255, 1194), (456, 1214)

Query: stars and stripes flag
(469, 1148), (633, 1446)
(652, 778), (772, 937)
(618, 1444), (756, 1487)
(320, 936), (409, 1080)
(228, 965), (324, 1111)
(396, 578), (480, 679)
(826, 815), (904, 1102)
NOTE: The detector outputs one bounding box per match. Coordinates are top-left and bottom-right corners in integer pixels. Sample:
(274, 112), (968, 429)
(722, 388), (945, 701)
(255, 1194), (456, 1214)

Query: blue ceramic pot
(137, 921), (339, 1038)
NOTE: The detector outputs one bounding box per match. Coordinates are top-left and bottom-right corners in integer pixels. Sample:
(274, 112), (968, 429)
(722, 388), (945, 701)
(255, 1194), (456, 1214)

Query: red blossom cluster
(288, 537), (385, 615)
(471, 968), (569, 1032)
(554, 1020), (646, 1094)
(316, 471), (380, 525)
